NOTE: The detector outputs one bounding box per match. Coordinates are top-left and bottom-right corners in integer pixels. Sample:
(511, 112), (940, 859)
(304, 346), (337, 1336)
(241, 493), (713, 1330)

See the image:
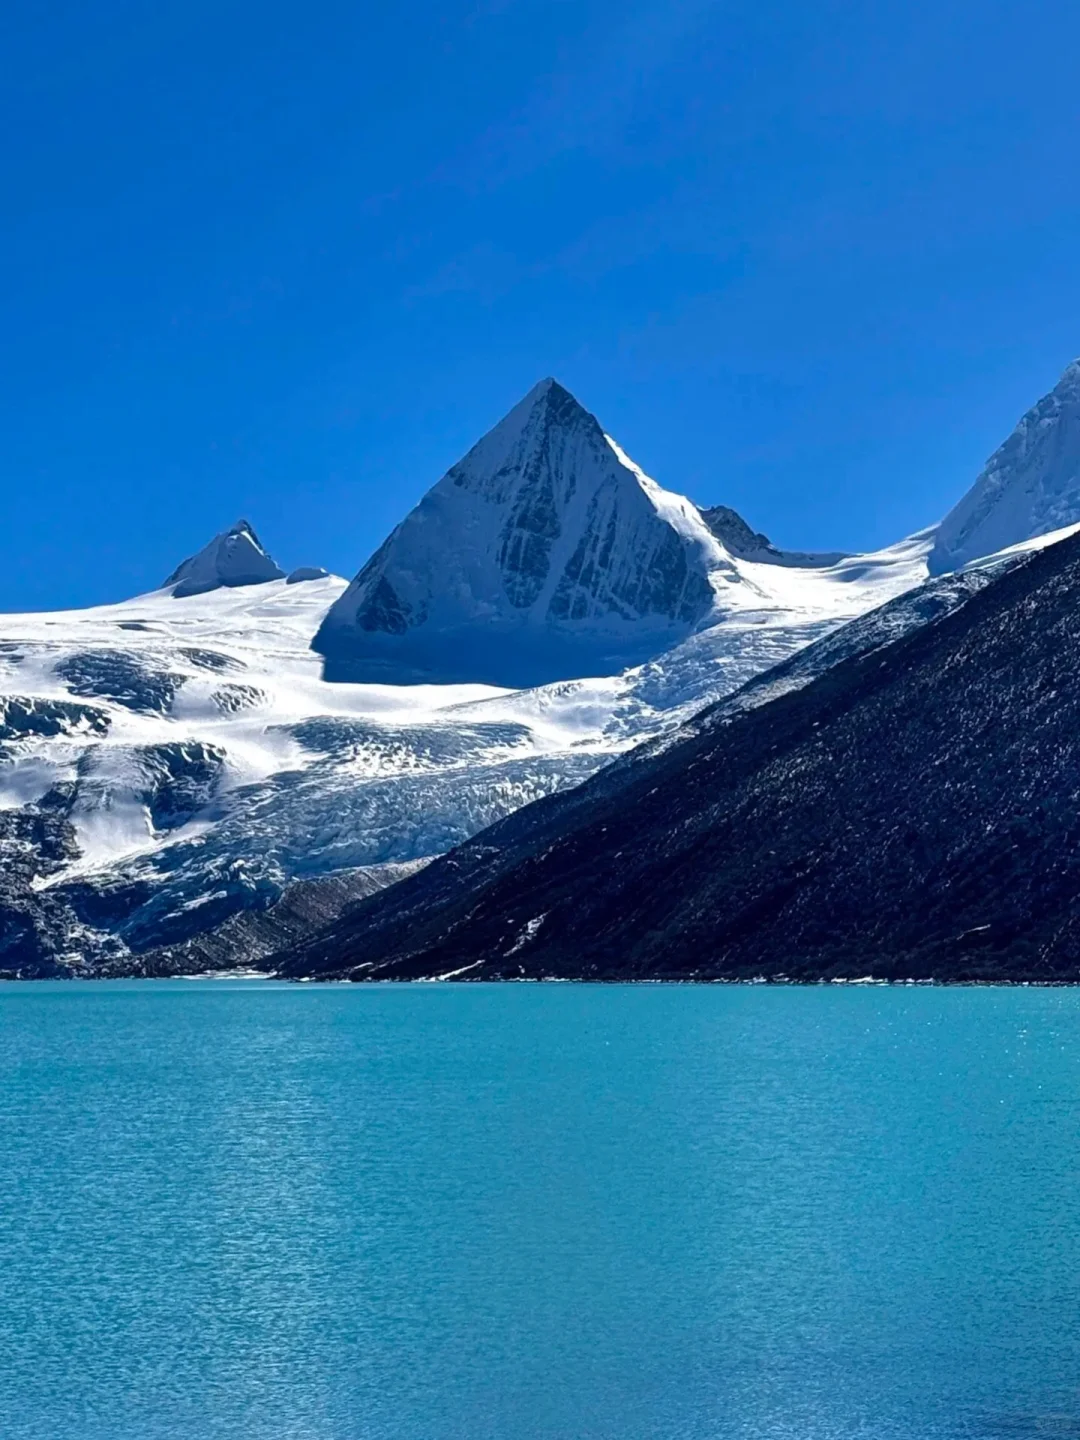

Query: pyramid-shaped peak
(930, 357), (1080, 575)
(164, 519), (285, 599)
(439, 378), (610, 508)
(313, 383), (730, 685)
(520, 376), (578, 407)
(482, 376), (596, 447)
(518, 375), (571, 402)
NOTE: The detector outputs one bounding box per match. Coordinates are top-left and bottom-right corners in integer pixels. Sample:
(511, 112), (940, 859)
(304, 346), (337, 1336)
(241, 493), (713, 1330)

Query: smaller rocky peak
(698, 504), (777, 559)
(164, 520), (285, 599)
(697, 503), (848, 570)
(286, 566), (330, 585)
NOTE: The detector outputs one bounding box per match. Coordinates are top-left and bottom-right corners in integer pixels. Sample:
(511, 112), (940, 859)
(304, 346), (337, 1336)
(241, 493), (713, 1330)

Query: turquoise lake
(0, 982), (1078, 1439)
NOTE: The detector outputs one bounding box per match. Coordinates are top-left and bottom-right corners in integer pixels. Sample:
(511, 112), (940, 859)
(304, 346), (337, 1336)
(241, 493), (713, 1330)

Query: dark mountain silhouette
(279, 528), (1080, 984)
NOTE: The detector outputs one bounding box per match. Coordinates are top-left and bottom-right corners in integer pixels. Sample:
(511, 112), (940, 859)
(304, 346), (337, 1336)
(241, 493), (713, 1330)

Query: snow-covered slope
(0, 517), (937, 972)
(314, 379), (743, 686)
(0, 569), (610, 972)
(929, 359), (1080, 574)
(13, 366), (1080, 976)
(450, 527), (935, 739)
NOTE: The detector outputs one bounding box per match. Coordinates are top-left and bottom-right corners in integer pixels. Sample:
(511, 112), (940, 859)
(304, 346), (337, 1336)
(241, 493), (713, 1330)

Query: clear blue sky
(2, 0), (1079, 610)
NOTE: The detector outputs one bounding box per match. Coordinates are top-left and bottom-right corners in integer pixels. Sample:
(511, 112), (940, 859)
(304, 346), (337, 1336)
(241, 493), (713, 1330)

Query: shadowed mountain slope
(279, 527), (1080, 984)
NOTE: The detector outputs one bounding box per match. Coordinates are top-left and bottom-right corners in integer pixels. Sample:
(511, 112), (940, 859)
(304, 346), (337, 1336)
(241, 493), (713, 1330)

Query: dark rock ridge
(46, 739), (225, 844)
(165, 519), (285, 598)
(698, 504), (848, 569)
(115, 741), (227, 832)
(278, 527), (1080, 984)
(313, 378), (729, 686)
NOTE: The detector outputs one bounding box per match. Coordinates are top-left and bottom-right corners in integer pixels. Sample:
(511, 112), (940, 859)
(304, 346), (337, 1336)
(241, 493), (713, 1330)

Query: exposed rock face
(930, 360), (1080, 574)
(165, 520), (285, 598)
(314, 379), (731, 686)
(0, 802), (87, 979)
(286, 566), (329, 584)
(697, 504), (774, 557)
(108, 862), (427, 976)
(0, 695), (110, 741)
(56, 651), (185, 713)
(279, 527), (1080, 985)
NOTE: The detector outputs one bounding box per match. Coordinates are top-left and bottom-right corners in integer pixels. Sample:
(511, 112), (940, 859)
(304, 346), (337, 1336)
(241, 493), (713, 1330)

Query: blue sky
(2, 0), (1079, 610)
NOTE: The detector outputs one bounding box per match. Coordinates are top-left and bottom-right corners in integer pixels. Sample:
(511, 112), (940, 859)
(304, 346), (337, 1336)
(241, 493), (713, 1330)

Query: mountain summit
(164, 520), (285, 598)
(929, 360), (1080, 574)
(314, 379), (733, 686)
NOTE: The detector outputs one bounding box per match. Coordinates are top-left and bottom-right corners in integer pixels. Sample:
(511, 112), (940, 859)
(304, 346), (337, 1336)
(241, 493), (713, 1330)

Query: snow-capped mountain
(314, 379), (741, 686)
(0, 570), (599, 973)
(7, 367), (1080, 977)
(929, 359), (1080, 574)
(0, 517), (931, 975)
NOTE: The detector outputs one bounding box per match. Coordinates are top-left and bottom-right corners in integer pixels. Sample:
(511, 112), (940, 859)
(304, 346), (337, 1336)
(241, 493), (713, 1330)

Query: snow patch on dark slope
(930, 359), (1080, 574)
(278, 527), (1080, 985)
(314, 379), (740, 686)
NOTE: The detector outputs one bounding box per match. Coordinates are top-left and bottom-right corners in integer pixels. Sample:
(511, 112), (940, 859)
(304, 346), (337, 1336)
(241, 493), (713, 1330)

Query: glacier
(0, 523), (931, 972)
(4, 367), (1080, 975)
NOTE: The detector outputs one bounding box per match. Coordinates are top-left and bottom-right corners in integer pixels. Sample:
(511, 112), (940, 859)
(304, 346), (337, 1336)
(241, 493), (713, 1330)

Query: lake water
(0, 982), (1078, 1440)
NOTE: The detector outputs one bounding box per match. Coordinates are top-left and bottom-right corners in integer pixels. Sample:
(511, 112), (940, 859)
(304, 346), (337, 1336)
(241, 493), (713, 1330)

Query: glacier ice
(7, 367), (1080, 973)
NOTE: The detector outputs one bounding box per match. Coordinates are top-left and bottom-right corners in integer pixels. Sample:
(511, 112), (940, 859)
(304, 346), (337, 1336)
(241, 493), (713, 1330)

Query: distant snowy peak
(164, 520), (285, 598)
(314, 378), (735, 686)
(929, 359), (1080, 575)
(697, 504), (849, 569)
